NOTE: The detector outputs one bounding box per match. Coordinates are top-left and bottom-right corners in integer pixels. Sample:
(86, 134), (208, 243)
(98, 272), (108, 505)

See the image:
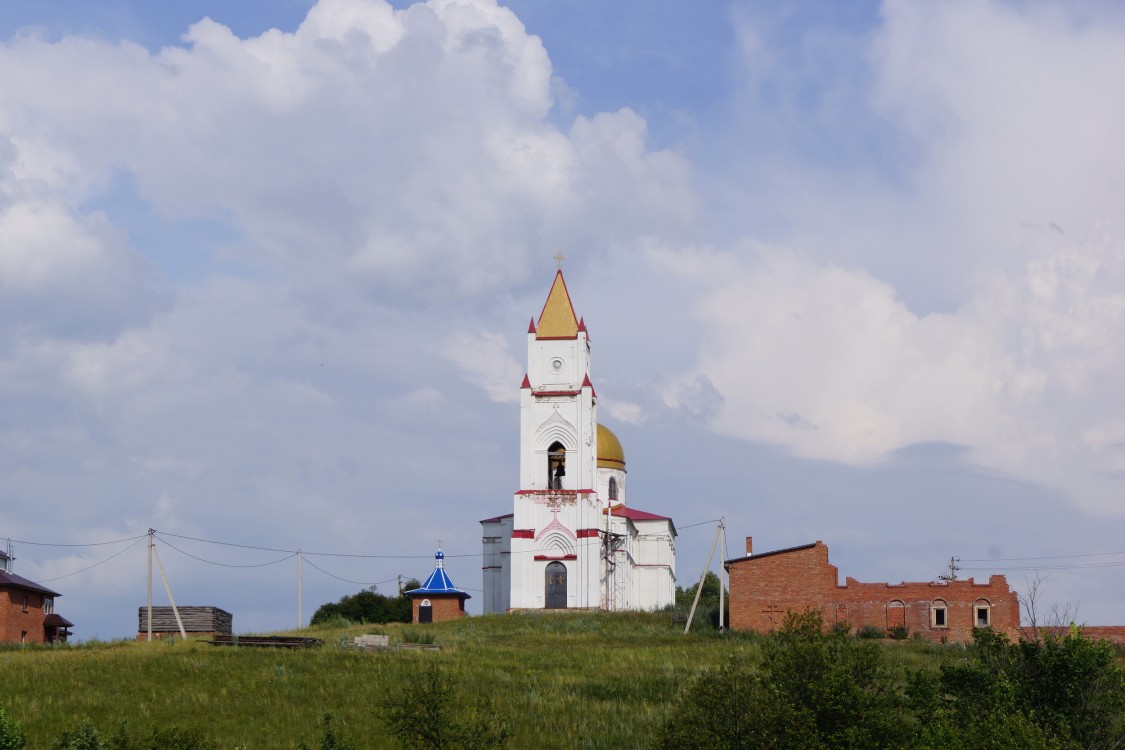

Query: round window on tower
(550, 357), (564, 373)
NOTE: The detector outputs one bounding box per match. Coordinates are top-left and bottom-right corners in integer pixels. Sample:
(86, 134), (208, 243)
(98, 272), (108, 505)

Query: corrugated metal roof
(0, 570), (61, 597)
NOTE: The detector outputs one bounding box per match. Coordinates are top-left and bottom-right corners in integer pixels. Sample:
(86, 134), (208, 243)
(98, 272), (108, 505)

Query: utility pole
(939, 556), (959, 582)
(718, 517), (726, 632)
(685, 522), (722, 635)
(147, 528), (153, 641)
(297, 550), (303, 630)
(151, 539), (187, 640)
(397, 574), (403, 596)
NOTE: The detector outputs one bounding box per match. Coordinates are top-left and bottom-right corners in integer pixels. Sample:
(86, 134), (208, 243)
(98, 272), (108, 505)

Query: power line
(156, 535), (297, 569)
(959, 550), (1125, 563)
(960, 560), (1125, 572)
(36, 537), (147, 582)
(677, 519), (722, 531)
(8, 534), (148, 548)
(302, 555), (392, 586)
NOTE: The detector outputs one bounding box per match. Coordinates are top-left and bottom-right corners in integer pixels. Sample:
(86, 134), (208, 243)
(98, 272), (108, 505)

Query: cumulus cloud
(443, 330), (522, 403)
(0, 0), (694, 301)
(653, 0), (1125, 513)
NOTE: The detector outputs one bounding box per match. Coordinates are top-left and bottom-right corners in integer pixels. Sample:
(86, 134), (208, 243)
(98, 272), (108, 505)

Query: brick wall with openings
(727, 539), (1020, 644)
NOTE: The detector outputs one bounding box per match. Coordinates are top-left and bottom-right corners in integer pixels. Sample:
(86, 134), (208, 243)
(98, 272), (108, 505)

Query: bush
(855, 624), (884, 639)
(51, 720), (214, 750)
(380, 666), (509, 749)
(887, 624), (909, 640)
(660, 610), (913, 749)
(912, 627), (1124, 749)
(0, 706), (26, 750)
(52, 720), (105, 750)
(298, 714), (353, 750)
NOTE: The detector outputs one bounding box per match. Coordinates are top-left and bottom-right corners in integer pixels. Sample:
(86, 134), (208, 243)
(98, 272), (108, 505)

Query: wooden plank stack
(137, 606), (233, 636)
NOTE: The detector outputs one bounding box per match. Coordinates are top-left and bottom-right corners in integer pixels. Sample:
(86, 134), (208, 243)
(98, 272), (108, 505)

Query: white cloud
(443, 331), (522, 403)
(0, 0), (693, 301)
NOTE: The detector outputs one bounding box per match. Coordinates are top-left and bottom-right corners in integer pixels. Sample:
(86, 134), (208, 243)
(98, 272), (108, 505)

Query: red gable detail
(521, 373), (531, 389)
(527, 317), (537, 334)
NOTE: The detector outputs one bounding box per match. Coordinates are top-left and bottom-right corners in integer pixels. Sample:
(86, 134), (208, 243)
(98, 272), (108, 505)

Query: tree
(674, 571), (726, 611)
(915, 627), (1123, 749)
(310, 581), (420, 626)
(675, 571), (729, 628)
(660, 610), (912, 749)
(1020, 571), (1078, 643)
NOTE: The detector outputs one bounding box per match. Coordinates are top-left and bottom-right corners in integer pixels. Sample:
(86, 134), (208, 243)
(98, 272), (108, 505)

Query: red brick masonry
(726, 538), (1020, 644)
(410, 594), (467, 624)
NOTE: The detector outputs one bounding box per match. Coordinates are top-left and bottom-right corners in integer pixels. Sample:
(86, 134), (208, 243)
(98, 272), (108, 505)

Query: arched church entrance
(545, 562), (567, 609)
(418, 598), (432, 624)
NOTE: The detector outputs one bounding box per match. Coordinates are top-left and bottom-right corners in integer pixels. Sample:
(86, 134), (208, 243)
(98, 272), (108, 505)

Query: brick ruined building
(725, 538), (1020, 644)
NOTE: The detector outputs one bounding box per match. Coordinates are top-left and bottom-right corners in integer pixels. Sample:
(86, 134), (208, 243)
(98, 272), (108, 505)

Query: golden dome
(597, 423), (626, 470)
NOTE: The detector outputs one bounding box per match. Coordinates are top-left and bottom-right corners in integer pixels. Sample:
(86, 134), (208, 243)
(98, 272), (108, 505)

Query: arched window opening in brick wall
(930, 599), (948, 628)
(836, 603), (849, 628)
(887, 600), (906, 630)
(974, 599), (991, 628)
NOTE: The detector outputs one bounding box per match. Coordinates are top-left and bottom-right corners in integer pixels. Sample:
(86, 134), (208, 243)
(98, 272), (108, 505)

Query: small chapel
(480, 270), (677, 613)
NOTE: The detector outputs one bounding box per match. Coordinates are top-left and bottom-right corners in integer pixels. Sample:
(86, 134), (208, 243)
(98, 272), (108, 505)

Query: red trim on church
(515, 489), (596, 496)
(511, 529), (535, 539)
(576, 529), (600, 538)
(534, 554), (578, 561)
(533, 389), (582, 397)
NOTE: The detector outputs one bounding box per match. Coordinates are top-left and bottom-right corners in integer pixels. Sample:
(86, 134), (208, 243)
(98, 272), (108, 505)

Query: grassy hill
(0, 612), (953, 749)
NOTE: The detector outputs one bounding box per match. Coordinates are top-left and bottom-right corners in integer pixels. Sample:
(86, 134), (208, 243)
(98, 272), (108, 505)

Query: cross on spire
(554, 252), (566, 270)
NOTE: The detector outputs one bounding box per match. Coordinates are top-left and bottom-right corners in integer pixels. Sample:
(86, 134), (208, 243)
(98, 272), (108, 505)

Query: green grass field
(0, 612), (956, 749)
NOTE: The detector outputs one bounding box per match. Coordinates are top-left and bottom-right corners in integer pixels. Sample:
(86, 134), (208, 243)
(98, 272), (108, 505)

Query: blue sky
(1, 0), (1123, 639)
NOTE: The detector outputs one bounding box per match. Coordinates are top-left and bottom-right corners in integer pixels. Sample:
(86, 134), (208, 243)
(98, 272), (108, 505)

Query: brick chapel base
(410, 594), (467, 624)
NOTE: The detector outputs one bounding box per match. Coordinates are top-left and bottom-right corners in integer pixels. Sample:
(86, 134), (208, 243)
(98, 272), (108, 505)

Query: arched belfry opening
(547, 441), (566, 489)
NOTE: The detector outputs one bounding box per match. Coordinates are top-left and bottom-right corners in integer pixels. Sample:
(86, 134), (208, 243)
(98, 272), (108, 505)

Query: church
(480, 270), (677, 613)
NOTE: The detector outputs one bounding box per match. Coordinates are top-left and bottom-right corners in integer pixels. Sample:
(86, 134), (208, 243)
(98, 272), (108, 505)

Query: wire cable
(302, 555), (388, 586)
(35, 537), (147, 582)
(7, 534), (148, 548)
(676, 519), (722, 531)
(960, 560), (1125, 572)
(959, 551), (1125, 563)
(156, 535), (297, 568)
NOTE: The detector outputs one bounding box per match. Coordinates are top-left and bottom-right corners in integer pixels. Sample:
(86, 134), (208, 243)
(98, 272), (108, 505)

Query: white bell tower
(507, 269), (605, 610)
(479, 267), (677, 614)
